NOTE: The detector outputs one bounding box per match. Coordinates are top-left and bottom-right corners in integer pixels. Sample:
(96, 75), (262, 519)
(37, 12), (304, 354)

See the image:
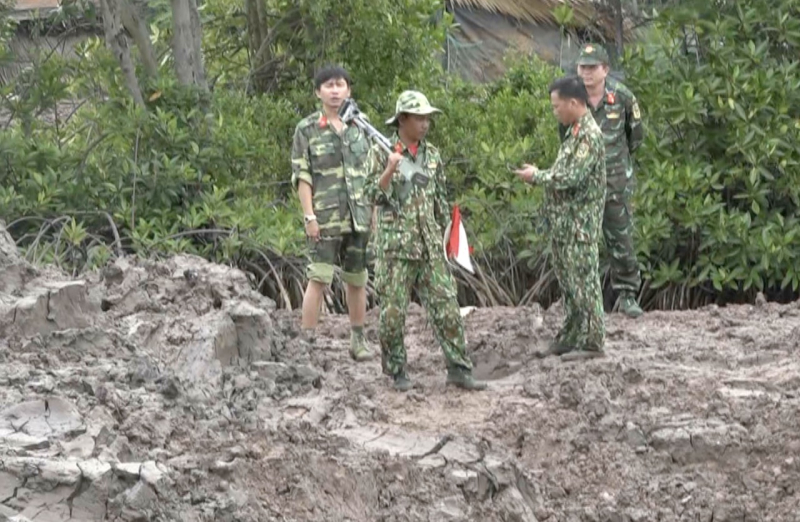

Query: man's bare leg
(301, 280), (326, 337)
(345, 283), (366, 327)
(345, 282), (371, 360)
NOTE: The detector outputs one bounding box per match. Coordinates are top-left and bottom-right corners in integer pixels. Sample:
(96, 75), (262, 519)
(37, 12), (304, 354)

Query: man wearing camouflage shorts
(560, 43), (645, 318)
(365, 90), (486, 391)
(290, 65), (373, 361)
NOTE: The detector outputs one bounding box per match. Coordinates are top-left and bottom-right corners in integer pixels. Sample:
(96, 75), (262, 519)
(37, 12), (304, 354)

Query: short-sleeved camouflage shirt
(291, 111), (373, 236)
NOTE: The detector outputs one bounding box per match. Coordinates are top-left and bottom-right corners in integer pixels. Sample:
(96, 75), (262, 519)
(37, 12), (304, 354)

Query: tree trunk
(188, 0), (208, 91)
(171, 0), (196, 86)
(612, 0), (624, 57)
(99, 0), (145, 106)
(245, 0), (265, 58)
(120, 0), (159, 79)
(246, 0), (270, 93)
(170, 0), (208, 92)
(245, 6), (302, 94)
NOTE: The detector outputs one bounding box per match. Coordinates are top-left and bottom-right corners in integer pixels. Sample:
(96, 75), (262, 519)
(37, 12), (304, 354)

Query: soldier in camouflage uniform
(365, 90), (487, 391)
(290, 65), (373, 361)
(515, 76), (607, 361)
(559, 44), (645, 318)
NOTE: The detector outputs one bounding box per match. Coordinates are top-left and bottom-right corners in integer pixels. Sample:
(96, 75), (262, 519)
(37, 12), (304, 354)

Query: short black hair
(314, 65), (352, 90)
(549, 76), (589, 105)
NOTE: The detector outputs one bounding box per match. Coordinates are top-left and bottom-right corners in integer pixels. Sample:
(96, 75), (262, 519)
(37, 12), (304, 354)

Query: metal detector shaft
(338, 98), (429, 189)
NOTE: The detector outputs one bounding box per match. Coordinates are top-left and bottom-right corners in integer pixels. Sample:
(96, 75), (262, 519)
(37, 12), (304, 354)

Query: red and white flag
(443, 205), (475, 274)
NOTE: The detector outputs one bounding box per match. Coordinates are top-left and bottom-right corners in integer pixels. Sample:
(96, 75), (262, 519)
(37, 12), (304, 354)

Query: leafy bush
(623, 0), (800, 307)
(1, 34), (306, 286)
(1, 7), (567, 310)
(422, 55), (563, 306)
(4, 0), (798, 312)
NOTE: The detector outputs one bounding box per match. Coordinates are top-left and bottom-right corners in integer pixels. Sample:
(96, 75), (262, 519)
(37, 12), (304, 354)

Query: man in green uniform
(515, 76), (607, 361)
(560, 43), (645, 318)
(290, 65), (373, 361)
(365, 90), (487, 391)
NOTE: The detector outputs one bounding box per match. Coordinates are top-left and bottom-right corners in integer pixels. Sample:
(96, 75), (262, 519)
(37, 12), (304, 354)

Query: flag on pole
(443, 205), (475, 274)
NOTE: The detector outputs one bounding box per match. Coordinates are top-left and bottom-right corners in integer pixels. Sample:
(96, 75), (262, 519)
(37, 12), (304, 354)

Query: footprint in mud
(471, 351), (524, 381)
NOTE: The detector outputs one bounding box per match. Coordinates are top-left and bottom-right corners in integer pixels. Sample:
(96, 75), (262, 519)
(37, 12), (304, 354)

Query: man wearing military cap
(560, 43), (645, 318)
(365, 90), (486, 392)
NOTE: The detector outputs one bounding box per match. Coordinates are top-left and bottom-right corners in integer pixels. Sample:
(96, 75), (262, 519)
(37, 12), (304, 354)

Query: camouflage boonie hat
(385, 90), (442, 126)
(576, 43), (610, 66)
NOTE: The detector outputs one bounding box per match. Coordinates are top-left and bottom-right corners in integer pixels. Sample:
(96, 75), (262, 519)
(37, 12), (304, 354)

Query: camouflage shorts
(307, 232), (370, 286)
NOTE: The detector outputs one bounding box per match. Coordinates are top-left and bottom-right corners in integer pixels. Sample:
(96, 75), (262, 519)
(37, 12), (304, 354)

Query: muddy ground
(1, 225), (799, 521)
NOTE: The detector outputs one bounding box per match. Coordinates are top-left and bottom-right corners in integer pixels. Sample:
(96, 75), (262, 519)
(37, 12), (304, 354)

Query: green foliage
(1, 32), (305, 282)
(200, 0), (448, 96)
(624, 0), (800, 305)
(4, 0), (798, 311)
(422, 55), (564, 305)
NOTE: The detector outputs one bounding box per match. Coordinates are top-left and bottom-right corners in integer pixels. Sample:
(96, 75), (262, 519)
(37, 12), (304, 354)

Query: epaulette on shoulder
(296, 110), (323, 131)
(608, 78), (634, 100)
(425, 142), (441, 156)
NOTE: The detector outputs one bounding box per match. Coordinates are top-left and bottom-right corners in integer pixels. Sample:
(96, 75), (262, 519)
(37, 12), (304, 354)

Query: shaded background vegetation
(1, 0), (798, 313)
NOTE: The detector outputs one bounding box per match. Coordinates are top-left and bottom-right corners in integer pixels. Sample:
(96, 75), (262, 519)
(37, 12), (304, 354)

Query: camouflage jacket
(290, 110), (373, 236)
(559, 78), (643, 183)
(365, 135), (451, 260)
(535, 111), (606, 244)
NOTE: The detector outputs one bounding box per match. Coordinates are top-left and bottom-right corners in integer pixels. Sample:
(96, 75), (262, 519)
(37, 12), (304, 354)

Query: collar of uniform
(316, 111), (350, 130)
(317, 111), (328, 129)
(579, 110), (595, 129)
(390, 132), (425, 157)
(571, 111), (595, 138)
(603, 81), (617, 106)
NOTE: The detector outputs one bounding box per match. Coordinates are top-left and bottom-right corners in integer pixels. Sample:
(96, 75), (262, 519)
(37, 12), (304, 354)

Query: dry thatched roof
(451, 0), (598, 24)
(449, 0), (631, 39)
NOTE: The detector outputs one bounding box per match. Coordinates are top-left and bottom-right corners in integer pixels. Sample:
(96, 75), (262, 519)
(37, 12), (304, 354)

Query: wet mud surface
(1, 226), (799, 521)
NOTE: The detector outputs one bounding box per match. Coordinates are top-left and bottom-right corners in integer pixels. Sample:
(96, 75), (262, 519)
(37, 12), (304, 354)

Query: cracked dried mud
(1, 224), (799, 521)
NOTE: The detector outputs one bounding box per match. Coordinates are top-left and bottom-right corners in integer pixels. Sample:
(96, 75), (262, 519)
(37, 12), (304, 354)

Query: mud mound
(1, 222), (799, 521)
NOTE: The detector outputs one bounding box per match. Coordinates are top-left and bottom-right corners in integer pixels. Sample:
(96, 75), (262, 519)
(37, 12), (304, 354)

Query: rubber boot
(299, 328), (316, 346)
(349, 330), (373, 362)
(534, 339), (575, 358)
(619, 292), (643, 318)
(393, 372), (414, 392)
(446, 367), (487, 391)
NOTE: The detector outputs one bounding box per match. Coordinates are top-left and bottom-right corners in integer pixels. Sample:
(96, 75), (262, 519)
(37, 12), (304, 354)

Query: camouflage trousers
(603, 178), (641, 295)
(375, 255), (473, 376)
(551, 238), (605, 350)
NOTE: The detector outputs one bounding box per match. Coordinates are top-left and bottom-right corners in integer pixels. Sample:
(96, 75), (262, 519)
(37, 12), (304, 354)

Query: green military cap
(576, 43), (610, 66)
(386, 90), (442, 126)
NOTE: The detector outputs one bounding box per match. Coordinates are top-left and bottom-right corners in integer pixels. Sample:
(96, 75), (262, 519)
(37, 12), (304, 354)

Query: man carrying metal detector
(343, 91), (486, 392)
